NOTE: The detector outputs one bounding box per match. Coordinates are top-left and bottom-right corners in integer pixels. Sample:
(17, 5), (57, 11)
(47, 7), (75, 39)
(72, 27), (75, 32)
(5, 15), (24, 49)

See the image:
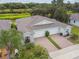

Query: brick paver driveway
(50, 35), (73, 48)
(35, 37), (58, 53)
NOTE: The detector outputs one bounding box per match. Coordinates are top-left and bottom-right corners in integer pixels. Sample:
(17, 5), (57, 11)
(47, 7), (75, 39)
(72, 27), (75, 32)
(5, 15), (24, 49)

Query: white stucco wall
(33, 26), (72, 38)
(33, 27), (60, 38)
(23, 26), (72, 39)
(70, 20), (79, 27)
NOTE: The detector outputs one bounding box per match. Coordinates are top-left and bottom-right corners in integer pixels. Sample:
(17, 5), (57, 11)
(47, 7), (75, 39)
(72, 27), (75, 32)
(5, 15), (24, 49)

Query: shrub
(11, 23), (17, 30)
(33, 45), (48, 59)
(45, 31), (50, 37)
(18, 45), (48, 59)
(25, 43), (34, 49)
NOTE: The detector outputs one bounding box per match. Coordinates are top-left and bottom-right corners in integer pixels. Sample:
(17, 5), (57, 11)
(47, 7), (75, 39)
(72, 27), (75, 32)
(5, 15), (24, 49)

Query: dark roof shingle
(16, 15), (70, 32)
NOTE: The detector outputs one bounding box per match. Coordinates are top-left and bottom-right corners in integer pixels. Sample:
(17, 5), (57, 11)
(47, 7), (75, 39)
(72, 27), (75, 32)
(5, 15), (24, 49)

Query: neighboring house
(0, 20), (11, 30)
(69, 13), (79, 27)
(16, 15), (72, 42)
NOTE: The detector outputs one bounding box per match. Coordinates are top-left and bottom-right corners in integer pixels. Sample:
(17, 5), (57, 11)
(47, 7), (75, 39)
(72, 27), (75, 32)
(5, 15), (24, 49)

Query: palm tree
(0, 29), (48, 59)
(0, 29), (23, 58)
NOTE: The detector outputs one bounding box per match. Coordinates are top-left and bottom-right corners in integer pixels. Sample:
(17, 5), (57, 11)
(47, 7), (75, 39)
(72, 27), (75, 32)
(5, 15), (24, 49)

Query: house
(69, 13), (79, 27)
(0, 20), (11, 30)
(16, 15), (72, 42)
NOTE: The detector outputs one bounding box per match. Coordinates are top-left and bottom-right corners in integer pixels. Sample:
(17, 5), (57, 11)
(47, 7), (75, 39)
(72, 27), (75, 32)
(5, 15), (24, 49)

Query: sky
(0, 0), (79, 3)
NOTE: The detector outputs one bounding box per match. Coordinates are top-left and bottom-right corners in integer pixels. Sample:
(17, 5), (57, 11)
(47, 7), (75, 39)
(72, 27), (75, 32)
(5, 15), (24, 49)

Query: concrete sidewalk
(49, 44), (79, 59)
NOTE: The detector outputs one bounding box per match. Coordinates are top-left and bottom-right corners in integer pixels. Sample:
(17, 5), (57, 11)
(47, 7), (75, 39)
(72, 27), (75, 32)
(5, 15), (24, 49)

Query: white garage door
(33, 27), (59, 38)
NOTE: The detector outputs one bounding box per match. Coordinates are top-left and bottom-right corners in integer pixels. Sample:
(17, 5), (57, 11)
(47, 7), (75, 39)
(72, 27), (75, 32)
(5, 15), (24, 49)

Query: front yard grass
(68, 26), (79, 44)
(71, 26), (79, 36)
(69, 39), (79, 44)
(47, 37), (61, 49)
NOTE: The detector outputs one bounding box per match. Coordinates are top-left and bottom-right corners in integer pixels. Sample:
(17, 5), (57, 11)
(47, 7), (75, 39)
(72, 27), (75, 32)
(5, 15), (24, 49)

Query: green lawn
(66, 11), (74, 15)
(0, 13), (31, 20)
(69, 39), (79, 44)
(71, 26), (79, 36)
(66, 11), (79, 15)
(68, 26), (79, 44)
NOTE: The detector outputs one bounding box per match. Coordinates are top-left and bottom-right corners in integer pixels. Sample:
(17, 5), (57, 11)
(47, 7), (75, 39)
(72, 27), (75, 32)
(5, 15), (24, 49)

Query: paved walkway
(49, 44), (79, 59)
(50, 35), (73, 48)
(35, 37), (58, 53)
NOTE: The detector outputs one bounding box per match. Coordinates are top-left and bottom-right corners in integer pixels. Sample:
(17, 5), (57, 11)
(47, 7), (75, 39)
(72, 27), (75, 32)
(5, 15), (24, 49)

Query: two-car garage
(33, 27), (60, 38)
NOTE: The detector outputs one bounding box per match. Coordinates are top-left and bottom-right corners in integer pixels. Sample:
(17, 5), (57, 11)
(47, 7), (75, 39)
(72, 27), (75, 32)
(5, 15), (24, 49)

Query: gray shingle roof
(16, 15), (70, 32)
(0, 20), (11, 30)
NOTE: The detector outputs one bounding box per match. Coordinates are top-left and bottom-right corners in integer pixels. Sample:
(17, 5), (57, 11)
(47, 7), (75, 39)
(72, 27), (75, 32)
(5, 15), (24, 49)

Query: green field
(66, 11), (78, 15)
(0, 13), (31, 20)
(66, 11), (74, 15)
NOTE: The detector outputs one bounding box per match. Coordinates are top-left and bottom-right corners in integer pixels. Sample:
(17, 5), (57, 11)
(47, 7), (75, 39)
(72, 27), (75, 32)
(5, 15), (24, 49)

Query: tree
(0, 30), (10, 48)
(31, 8), (49, 16)
(51, 0), (57, 4)
(57, 0), (63, 6)
(0, 29), (48, 59)
(65, 1), (72, 10)
(53, 7), (69, 23)
(0, 29), (23, 58)
(51, 0), (64, 6)
(74, 2), (79, 8)
(0, 4), (6, 9)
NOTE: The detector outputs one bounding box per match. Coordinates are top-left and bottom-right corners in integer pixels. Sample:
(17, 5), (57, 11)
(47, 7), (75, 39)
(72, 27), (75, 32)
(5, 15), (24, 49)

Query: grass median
(47, 36), (61, 49)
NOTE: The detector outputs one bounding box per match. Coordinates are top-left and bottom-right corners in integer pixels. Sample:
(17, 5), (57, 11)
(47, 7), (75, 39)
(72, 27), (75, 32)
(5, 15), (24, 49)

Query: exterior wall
(33, 26), (72, 38)
(66, 26), (72, 34)
(70, 19), (79, 27)
(33, 27), (60, 38)
(23, 26), (72, 39)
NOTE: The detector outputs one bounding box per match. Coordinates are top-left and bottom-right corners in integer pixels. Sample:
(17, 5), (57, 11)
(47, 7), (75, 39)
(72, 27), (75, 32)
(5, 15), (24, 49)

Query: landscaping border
(47, 37), (61, 49)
